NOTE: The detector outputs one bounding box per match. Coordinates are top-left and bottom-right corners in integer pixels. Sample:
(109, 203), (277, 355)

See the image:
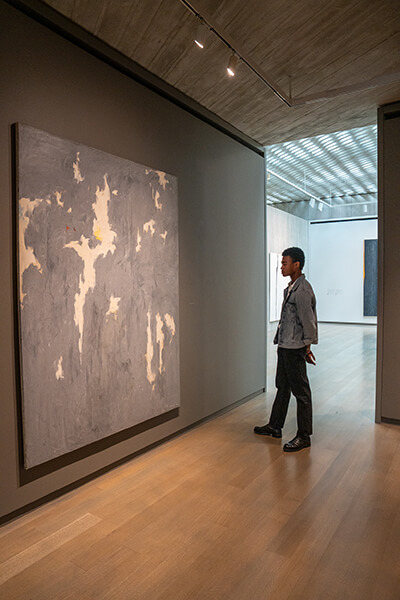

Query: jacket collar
(286, 273), (305, 293)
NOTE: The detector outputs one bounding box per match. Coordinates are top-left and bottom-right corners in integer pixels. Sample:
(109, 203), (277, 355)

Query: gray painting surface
(363, 239), (378, 317)
(17, 124), (180, 468)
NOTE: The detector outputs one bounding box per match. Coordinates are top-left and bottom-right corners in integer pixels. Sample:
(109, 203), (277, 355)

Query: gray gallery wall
(0, 1), (266, 520)
(376, 101), (400, 423)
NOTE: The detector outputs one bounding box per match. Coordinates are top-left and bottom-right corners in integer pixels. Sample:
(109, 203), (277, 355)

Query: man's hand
(305, 350), (316, 365)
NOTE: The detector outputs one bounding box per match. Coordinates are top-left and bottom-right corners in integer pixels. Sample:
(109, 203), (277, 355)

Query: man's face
(281, 255), (299, 277)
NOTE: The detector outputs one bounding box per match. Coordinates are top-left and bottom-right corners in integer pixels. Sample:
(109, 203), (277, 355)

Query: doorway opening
(265, 124), (377, 422)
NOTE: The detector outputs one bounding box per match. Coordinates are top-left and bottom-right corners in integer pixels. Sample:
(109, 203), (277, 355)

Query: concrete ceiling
(41, 0), (400, 145)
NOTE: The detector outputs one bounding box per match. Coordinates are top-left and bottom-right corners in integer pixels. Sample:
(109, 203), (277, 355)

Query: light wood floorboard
(1, 323), (399, 599)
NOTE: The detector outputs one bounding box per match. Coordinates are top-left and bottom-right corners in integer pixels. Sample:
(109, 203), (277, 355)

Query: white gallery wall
(309, 218), (378, 324)
(267, 206), (309, 323)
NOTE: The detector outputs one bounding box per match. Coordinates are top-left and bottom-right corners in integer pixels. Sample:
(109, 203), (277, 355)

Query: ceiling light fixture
(318, 202), (324, 212)
(194, 23), (206, 48)
(309, 197), (315, 208)
(227, 54), (238, 77)
(267, 169), (330, 208)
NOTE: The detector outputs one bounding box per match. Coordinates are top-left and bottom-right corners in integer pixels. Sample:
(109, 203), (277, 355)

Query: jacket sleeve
(295, 286), (318, 346)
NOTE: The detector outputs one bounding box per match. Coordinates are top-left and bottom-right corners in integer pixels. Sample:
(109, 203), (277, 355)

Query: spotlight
(363, 204), (368, 213)
(309, 197), (315, 208)
(194, 23), (206, 48)
(318, 201), (323, 212)
(227, 54), (238, 77)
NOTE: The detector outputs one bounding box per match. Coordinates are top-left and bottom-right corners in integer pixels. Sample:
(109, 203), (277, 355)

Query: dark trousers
(269, 346), (313, 438)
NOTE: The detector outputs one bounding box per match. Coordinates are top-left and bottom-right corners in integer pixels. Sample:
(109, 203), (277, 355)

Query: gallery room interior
(1, 0), (400, 598)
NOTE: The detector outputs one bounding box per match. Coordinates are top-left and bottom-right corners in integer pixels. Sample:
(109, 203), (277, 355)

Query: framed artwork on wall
(269, 252), (286, 322)
(16, 124), (180, 468)
(363, 239), (378, 317)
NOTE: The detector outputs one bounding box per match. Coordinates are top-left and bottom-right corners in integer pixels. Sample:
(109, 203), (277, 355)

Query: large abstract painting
(363, 239), (378, 317)
(16, 124), (180, 468)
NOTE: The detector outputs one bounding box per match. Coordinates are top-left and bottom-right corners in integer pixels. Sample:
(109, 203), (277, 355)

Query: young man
(255, 247), (318, 452)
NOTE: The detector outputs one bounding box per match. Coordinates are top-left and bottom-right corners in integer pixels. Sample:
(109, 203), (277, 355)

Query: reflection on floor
(1, 323), (399, 600)
(266, 322), (378, 431)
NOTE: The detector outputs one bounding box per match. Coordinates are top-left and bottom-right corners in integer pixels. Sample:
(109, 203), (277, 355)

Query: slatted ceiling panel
(266, 125), (377, 208)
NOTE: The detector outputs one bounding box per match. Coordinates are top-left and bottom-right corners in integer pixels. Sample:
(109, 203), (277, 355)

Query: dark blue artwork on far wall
(363, 239), (378, 317)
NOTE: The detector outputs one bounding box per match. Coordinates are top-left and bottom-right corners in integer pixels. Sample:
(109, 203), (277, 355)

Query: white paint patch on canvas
(156, 313), (165, 374)
(19, 197), (43, 306)
(145, 310), (156, 388)
(164, 313), (176, 339)
(73, 152), (84, 183)
(106, 294), (121, 319)
(65, 176), (117, 357)
(153, 188), (162, 211)
(143, 219), (156, 237)
(55, 356), (64, 380)
(155, 170), (169, 191)
(55, 191), (64, 207)
(136, 227), (142, 253)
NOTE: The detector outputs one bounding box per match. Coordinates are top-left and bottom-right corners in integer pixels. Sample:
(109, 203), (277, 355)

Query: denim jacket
(273, 274), (318, 349)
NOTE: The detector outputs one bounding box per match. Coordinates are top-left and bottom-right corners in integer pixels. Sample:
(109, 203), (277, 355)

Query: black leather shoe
(253, 424), (282, 438)
(283, 436), (311, 452)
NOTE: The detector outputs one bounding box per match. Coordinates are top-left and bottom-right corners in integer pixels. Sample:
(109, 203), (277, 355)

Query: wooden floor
(1, 323), (400, 599)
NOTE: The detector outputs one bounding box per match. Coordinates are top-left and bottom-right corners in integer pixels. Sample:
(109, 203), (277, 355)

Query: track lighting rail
(179, 0), (400, 107)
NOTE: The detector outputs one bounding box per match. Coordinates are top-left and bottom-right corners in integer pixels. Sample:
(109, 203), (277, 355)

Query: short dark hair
(282, 247), (305, 270)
